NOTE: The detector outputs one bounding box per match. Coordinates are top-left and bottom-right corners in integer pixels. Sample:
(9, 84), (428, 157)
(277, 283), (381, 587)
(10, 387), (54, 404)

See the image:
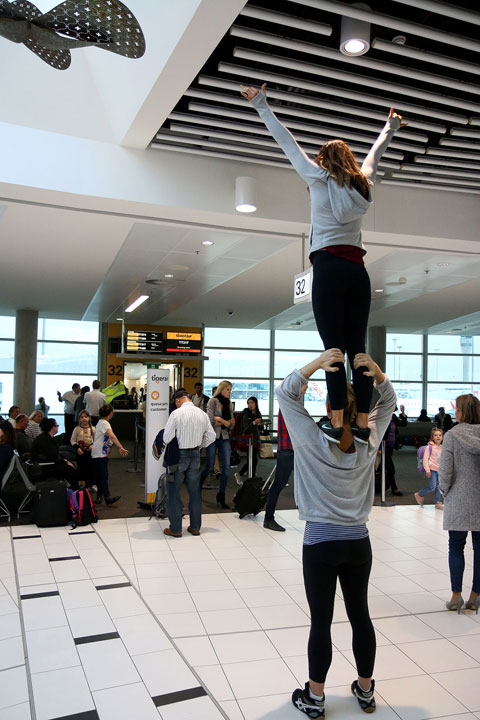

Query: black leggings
(311, 251), (372, 412)
(303, 537), (376, 683)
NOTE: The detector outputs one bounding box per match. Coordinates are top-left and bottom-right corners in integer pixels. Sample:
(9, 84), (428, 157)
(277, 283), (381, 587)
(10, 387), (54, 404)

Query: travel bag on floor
(233, 464), (277, 519)
(33, 480), (69, 527)
(68, 488), (98, 528)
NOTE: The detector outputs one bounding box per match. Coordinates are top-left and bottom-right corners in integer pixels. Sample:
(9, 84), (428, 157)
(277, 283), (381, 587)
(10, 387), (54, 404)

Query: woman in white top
(91, 404), (128, 505)
(26, 410), (43, 440)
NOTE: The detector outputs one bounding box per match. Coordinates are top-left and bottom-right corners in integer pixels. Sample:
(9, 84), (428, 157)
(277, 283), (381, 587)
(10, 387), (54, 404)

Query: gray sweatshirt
(439, 423), (480, 531)
(276, 370), (397, 524)
(251, 93), (401, 255)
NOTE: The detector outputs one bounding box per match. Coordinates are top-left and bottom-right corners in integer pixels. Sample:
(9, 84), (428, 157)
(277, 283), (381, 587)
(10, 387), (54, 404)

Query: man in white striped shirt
(163, 388), (216, 538)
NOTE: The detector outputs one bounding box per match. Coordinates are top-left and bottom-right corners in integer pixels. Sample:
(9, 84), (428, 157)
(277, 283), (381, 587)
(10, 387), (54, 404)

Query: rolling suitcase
(33, 480), (69, 527)
(233, 460), (277, 519)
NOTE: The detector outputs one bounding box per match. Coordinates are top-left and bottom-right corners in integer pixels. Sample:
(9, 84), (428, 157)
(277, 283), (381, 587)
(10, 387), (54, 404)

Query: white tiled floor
(1, 505), (479, 719)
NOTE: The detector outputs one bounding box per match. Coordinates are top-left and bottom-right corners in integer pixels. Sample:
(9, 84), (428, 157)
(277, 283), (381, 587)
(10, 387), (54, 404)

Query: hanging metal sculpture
(0, 0), (146, 69)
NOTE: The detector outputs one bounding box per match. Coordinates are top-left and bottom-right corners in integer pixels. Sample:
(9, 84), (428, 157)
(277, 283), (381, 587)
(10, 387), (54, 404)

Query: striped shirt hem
(304, 521), (369, 545)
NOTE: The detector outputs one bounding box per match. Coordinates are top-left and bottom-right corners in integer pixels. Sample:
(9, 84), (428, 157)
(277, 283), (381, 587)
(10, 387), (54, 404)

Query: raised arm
(241, 83), (328, 185)
(361, 107), (406, 182)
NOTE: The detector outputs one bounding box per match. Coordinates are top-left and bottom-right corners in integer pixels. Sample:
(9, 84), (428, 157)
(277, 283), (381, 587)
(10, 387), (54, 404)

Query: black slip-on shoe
(318, 421), (344, 444)
(263, 518), (286, 532)
(292, 683), (325, 718)
(351, 422), (371, 444)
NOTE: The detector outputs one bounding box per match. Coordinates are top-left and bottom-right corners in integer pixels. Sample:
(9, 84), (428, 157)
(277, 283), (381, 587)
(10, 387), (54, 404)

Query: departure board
(164, 331), (202, 354)
(126, 330), (163, 354)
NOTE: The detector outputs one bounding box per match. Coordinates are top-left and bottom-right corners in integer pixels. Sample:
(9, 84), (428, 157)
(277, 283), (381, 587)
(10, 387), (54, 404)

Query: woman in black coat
(31, 418), (79, 488)
(235, 396), (263, 479)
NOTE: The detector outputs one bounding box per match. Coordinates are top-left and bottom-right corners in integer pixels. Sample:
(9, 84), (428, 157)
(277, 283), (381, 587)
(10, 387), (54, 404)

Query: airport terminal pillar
(14, 309), (38, 412)
(367, 326), (386, 371)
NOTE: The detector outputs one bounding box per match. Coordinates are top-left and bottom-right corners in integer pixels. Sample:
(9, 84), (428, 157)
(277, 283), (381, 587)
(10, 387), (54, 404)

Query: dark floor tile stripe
(21, 590), (60, 600)
(49, 556), (81, 562)
(75, 632), (120, 645)
(95, 581), (131, 590)
(68, 530), (96, 535)
(51, 710), (99, 720)
(13, 535), (42, 540)
(152, 686), (207, 707)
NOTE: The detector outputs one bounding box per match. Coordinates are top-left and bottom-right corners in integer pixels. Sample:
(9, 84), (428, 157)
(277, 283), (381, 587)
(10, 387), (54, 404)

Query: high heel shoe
(216, 492), (229, 509)
(465, 595), (480, 614)
(446, 595), (464, 613)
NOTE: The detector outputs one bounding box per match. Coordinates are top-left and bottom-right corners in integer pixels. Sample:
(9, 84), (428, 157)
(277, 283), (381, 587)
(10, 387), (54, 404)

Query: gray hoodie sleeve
(276, 369), (328, 450)
(439, 432), (454, 496)
(361, 117), (401, 183)
(251, 93), (328, 185)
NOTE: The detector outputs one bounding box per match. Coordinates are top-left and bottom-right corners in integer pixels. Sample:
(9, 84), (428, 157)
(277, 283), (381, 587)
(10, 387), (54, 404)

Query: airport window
(204, 327), (270, 348)
(391, 382), (423, 418)
(203, 349), (270, 379)
(427, 383), (480, 416)
(0, 316), (15, 413)
(428, 335), (480, 354)
(274, 350), (324, 380)
(36, 319), (99, 432)
(386, 354), (423, 382)
(386, 334), (423, 353)
(202, 378), (270, 416)
(275, 330), (323, 351)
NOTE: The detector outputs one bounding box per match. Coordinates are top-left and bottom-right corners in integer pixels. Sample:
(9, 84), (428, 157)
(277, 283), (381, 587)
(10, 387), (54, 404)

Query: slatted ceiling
(152, 0), (480, 192)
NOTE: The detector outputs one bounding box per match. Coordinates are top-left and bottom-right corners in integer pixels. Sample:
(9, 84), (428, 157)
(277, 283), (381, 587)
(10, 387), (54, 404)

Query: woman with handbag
(200, 381), (235, 508)
(234, 397), (263, 481)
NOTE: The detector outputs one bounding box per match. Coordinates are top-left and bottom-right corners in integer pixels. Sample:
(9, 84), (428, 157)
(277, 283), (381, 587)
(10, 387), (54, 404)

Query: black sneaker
(318, 421), (344, 444)
(264, 518), (285, 532)
(351, 422), (371, 444)
(351, 679), (376, 713)
(292, 684), (325, 718)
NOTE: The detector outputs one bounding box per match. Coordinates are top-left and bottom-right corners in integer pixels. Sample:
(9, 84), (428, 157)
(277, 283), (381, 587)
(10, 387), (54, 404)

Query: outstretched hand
(388, 106), (408, 127)
(240, 82), (267, 101)
(353, 353), (378, 377)
(319, 348), (345, 373)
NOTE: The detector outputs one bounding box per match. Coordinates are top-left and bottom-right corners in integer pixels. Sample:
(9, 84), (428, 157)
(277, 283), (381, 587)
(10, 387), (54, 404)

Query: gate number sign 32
(293, 269), (311, 304)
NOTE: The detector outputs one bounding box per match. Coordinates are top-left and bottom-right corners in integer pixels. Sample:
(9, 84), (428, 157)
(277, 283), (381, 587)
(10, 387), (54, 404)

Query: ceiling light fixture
(202, 240), (214, 246)
(375, 288), (384, 293)
(164, 274), (174, 278)
(125, 295), (149, 313)
(235, 176), (257, 213)
(330, 3), (370, 56)
(437, 263), (450, 267)
(288, 0), (480, 53)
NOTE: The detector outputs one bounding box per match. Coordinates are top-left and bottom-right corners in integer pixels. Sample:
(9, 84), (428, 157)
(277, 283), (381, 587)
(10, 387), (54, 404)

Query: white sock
(309, 688), (325, 702)
(358, 681), (372, 694)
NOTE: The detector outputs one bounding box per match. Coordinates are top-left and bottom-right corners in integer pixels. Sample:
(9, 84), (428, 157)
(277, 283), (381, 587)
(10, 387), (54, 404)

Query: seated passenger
(417, 409), (432, 422)
(15, 414), (32, 458)
(26, 410), (43, 440)
(0, 421), (15, 478)
(31, 418), (79, 488)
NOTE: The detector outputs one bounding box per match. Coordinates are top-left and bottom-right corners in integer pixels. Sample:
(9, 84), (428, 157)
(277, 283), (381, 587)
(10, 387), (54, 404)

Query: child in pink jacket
(415, 428), (444, 509)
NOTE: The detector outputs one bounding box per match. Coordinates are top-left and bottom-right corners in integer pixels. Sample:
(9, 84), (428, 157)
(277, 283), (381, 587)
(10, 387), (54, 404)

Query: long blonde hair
(315, 140), (370, 197)
(326, 383), (357, 424)
(456, 394), (480, 425)
(214, 381), (233, 415)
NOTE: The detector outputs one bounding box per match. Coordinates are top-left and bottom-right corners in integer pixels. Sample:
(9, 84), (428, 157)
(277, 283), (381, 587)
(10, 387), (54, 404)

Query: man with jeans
(162, 388), (216, 538)
(264, 393), (305, 532)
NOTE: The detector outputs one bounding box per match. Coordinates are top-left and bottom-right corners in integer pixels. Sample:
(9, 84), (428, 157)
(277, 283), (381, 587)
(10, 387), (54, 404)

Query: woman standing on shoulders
(241, 82), (406, 445)
(439, 394), (480, 613)
(200, 381), (235, 508)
